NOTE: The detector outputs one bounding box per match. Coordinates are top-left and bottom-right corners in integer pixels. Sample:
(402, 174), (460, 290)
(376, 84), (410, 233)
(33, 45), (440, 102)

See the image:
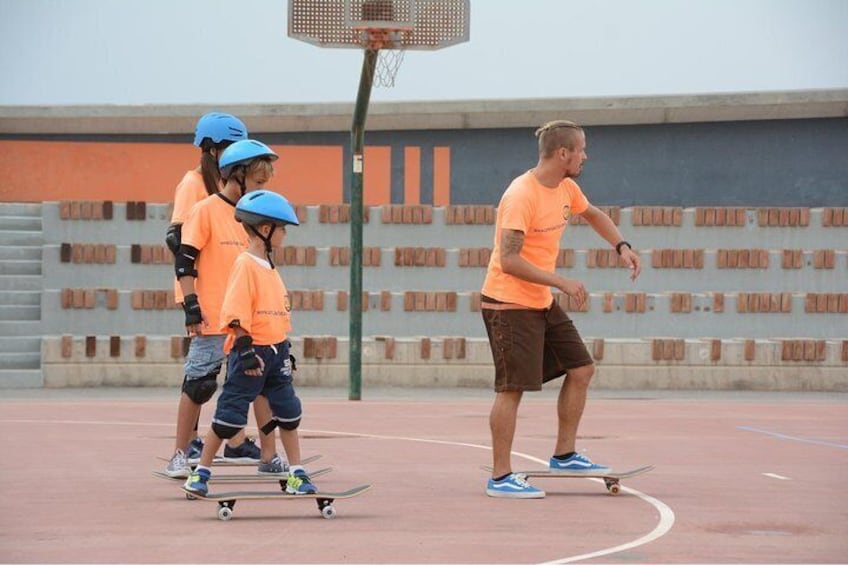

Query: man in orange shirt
(184, 190), (317, 497)
(481, 120), (642, 498)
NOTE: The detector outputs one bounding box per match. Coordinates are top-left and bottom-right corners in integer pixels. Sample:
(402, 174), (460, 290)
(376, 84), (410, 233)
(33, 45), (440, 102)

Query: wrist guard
(182, 293), (203, 327)
(234, 335), (260, 371)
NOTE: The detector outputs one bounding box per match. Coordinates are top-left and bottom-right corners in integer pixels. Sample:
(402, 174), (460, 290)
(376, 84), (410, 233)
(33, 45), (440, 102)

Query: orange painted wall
(0, 140), (428, 205)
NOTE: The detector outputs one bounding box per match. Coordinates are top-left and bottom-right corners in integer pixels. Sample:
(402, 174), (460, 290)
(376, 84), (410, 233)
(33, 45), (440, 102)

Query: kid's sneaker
(257, 454), (287, 475)
(486, 473), (545, 499)
(286, 468), (317, 495)
(222, 437), (261, 463)
(165, 449), (190, 478)
(183, 467), (212, 497)
(549, 452), (611, 474)
(186, 437), (204, 464)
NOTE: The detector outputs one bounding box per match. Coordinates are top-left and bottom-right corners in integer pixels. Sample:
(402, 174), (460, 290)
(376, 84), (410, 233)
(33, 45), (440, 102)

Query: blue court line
(737, 426), (848, 450)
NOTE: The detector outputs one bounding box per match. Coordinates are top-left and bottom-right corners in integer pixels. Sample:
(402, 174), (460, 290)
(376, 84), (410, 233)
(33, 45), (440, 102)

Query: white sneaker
(165, 449), (191, 478)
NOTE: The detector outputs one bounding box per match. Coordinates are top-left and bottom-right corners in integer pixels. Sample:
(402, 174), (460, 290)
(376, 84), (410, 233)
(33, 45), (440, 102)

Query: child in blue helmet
(184, 189), (317, 497)
(164, 133), (278, 479)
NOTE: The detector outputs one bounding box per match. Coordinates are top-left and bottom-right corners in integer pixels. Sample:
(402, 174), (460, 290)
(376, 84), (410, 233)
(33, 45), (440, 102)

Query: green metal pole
(348, 49), (378, 401)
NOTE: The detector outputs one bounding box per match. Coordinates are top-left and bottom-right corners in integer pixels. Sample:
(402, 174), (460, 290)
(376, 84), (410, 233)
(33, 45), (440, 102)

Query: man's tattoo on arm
(502, 229), (524, 257)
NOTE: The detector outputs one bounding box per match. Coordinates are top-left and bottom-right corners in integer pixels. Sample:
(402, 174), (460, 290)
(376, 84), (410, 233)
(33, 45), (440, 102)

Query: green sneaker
(286, 468), (317, 495)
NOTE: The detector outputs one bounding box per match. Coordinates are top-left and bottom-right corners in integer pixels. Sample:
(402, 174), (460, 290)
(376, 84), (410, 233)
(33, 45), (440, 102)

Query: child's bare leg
(278, 428), (301, 466)
(253, 396), (276, 461)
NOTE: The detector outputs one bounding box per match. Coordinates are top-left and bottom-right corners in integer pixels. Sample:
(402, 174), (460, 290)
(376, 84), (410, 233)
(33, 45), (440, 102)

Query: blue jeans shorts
(183, 334), (227, 379)
(213, 341), (302, 430)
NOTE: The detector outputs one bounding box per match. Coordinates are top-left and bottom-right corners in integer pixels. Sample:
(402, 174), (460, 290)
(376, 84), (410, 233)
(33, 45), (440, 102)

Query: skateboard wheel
(185, 492), (197, 500)
(608, 483), (620, 495)
(218, 506), (234, 521)
(321, 505), (336, 519)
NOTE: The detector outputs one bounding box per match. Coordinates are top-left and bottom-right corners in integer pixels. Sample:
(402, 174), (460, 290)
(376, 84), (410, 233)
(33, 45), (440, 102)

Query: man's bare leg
(490, 390), (522, 477)
(554, 363), (594, 455)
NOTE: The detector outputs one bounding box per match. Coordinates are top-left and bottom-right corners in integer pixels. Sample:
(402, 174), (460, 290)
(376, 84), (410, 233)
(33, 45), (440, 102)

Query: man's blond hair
(535, 120), (583, 157)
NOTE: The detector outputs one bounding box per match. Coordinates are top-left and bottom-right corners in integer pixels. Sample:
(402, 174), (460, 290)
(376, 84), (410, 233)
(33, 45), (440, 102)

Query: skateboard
(156, 453), (322, 468)
(481, 464), (654, 495)
(152, 466), (333, 484)
(184, 484), (372, 520)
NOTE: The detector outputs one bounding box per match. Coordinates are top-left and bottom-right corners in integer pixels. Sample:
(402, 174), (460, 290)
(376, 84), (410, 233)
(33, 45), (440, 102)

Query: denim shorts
(213, 341), (302, 430)
(481, 296), (593, 392)
(183, 334), (227, 379)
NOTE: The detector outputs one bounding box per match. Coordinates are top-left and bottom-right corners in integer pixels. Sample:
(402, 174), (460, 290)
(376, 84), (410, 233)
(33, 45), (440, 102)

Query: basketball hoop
(354, 27), (410, 87)
(287, 0), (470, 400)
(289, 0), (470, 88)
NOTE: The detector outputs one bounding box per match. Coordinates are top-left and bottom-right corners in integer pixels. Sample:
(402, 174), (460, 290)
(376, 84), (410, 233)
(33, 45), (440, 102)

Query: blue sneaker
(286, 468), (317, 495)
(486, 473), (545, 499)
(183, 467), (211, 497)
(549, 452), (611, 474)
(223, 437), (261, 463)
(257, 454), (287, 476)
(186, 437), (203, 464)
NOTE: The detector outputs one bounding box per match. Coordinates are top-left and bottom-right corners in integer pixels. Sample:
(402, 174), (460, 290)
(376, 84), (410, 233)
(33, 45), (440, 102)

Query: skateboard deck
(481, 464), (654, 495)
(156, 453), (321, 468)
(184, 484), (372, 520)
(152, 466), (333, 484)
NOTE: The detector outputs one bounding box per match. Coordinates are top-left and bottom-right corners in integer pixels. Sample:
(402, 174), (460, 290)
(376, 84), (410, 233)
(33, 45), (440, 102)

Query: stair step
(0, 305), (41, 321)
(0, 336), (42, 353)
(0, 275), (42, 291)
(0, 291), (41, 306)
(0, 352), (41, 370)
(0, 203), (42, 217)
(0, 320), (42, 336)
(0, 230), (44, 246)
(0, 216), (42, 231)
(0, 246), (42, 261)
(0, 369), (43, 388)
(0, 260), (42, 276)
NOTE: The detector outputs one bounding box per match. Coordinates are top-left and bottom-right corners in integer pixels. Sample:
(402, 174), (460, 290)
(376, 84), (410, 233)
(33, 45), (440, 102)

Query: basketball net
(357, 28), (408, 88)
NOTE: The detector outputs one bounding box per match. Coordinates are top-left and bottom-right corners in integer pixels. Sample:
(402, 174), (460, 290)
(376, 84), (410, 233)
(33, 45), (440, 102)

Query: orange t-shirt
(171, 170), (209, 303)
(219, 253), (292, 353)
(170, 170), (208, 224)
(481, 170), (590, 309)
(180, 194), (248, 335)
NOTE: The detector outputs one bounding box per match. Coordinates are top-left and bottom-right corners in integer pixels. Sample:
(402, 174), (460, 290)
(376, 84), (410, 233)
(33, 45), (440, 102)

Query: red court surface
(0, 387), (846, 564)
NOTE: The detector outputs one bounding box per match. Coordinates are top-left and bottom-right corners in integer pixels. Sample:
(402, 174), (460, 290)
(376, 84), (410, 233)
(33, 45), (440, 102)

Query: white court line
(305, 428), (675, 565)
(737, 426), (848, 450)
(0, 418), (675, 563)
(763, 473), (792, 480)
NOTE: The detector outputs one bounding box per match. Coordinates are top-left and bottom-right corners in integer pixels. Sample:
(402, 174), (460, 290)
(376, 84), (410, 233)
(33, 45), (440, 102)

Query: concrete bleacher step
(0, 260), (42, 276)
(0, 230), (43, 247)
(0, 275), (42, 291)
(0, 369), (43, 388)
(0, 291), (41, 306)
(0, 305), (41, 321)
(0, 203), (42, 217)
(0, 216), (42, 231)
(0, 336), (42, 353)
(0, 320), (42, 337)
(0, 352), (41, 370)
(0, 246), (42, 261)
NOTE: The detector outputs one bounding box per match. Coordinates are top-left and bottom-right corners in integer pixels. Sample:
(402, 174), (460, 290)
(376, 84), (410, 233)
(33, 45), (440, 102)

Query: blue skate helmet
(235, 190), (298, 268)
(236, 190), (300, 227)
(218, 140), (278, 179)
(193, 112), (248, 147)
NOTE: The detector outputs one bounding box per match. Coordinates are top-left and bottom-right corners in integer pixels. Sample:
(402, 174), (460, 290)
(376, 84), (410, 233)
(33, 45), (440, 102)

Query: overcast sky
(1, 0), (846, 106)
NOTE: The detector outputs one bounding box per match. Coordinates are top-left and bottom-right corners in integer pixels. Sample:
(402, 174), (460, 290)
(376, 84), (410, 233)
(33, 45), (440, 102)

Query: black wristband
(182, 293), (202, 326)
(615, 241), (632, 255)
